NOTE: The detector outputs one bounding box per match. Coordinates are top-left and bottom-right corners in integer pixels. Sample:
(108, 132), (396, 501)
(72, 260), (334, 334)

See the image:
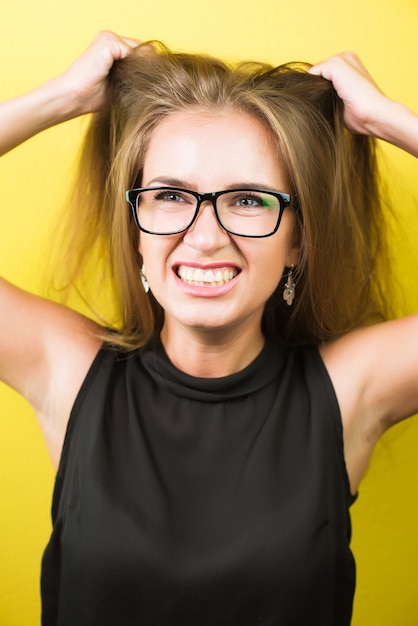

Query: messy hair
(53, 41), (391, 349)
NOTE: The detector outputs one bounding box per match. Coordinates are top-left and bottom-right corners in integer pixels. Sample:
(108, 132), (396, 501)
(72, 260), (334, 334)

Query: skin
(1, 33), (418, 493)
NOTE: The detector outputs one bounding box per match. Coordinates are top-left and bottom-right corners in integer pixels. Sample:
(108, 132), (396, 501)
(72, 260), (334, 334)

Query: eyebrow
(144, 177), (282, 192)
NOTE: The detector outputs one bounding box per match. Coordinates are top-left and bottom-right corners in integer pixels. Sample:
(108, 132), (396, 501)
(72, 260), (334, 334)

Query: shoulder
(319, 314), (418, 491)
(0, 278), (104, 467)
(320, 314), (418, 429)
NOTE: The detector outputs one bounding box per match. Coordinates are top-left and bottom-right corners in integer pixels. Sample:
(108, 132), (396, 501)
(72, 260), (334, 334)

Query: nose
(183, 200), (230, 252)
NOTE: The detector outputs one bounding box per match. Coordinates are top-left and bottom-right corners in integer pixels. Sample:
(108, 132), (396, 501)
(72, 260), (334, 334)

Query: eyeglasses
(126, 186), (298, 238)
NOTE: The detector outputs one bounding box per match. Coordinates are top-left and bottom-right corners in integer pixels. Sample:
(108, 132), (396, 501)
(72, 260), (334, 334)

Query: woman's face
(138, 107), (299, 342)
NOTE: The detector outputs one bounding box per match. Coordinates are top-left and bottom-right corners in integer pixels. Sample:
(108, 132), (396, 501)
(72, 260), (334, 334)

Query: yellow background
(0, 0), (418, 624)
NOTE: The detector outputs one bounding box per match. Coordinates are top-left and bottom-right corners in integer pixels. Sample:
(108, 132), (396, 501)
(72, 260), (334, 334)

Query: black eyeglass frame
(126, 186), (298, 238)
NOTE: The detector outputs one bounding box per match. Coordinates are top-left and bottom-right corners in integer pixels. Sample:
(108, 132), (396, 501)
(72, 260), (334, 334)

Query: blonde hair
(55, 42), (391, 349)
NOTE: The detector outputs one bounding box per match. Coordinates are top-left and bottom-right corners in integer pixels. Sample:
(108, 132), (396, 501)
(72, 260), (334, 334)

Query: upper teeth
(177, 266), (238, 285)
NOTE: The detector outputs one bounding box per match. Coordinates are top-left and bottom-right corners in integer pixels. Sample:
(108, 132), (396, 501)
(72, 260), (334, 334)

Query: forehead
(142, 107), (289, 191)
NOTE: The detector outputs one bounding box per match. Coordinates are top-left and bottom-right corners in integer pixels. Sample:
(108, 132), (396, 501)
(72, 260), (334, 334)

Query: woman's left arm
(322, 316), (418, 431)
(312, 51), (418, 429)
(320, 315), (418, 492)
(311, 52), (418, 491)
(309, 51), (418, 157)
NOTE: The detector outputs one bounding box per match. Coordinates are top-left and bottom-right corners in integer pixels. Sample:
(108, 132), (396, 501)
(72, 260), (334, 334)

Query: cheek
(138, 232), (159, 263)
(249, 232), (294, 292)
(139, 235), (180, 278)
(247, 245), (286, 291)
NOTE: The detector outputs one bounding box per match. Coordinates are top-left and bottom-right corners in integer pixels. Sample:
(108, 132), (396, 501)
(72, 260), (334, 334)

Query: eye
(223, 191), (279, 214)
(154, 190), (187, 203)
(234, 193), (263, 208)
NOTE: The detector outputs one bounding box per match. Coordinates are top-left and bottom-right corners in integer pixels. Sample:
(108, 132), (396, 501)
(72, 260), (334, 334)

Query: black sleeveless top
(41, 337), (356, 626)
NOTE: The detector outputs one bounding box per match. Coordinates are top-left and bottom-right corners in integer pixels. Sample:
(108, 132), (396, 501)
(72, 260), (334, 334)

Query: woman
(1, 31), (418, 625)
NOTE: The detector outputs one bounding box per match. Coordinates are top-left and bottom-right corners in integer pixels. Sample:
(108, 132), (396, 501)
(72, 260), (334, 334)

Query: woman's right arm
(0, 32), (138, 466)
(0, 30), (138, 156)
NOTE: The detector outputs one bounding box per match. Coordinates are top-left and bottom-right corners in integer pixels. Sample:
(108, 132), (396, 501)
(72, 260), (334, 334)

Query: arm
(0, 32), (138, 466)
(309, 51), (418, 157)
(0, 30), (138, 155)
(311, 53), (418, 492)
(321, 315), (418, 493)
(0, 278), (102, 467)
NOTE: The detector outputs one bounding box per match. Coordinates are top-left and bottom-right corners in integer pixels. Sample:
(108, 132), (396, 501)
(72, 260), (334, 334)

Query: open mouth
(176, 265), (240, 286)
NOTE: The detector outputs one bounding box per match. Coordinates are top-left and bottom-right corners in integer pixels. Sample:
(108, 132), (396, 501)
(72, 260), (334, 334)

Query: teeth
(177, 266), (238, 286)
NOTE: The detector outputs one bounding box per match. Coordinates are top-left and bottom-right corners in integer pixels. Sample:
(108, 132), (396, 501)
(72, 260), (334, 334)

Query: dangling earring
(283, 266), (296, 306)
(140, 264), (150, 293)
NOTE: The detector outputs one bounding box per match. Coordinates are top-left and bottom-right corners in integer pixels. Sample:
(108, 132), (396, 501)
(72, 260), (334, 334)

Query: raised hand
(309, 51), (388, 135)
(309, 51), (418, 156)
(0, 31), (139, 156)
(54, 30), (139, 116)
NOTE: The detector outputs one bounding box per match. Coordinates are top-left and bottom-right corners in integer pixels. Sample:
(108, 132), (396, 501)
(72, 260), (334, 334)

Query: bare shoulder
(319, 314), (418, 491)
(320, 314), (418, 428)
(0, 277), (103, 464)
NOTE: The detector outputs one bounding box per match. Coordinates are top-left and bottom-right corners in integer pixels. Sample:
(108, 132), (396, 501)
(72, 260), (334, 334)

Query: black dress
(41, 336), (356, 625)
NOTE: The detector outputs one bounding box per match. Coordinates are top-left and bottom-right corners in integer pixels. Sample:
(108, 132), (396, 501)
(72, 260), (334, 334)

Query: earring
(140, 264), (150, 293)
(283, 266), (296, 306)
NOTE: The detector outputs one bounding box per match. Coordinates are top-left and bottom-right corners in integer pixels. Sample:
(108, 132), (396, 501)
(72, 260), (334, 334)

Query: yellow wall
(0, 1), (417, 624)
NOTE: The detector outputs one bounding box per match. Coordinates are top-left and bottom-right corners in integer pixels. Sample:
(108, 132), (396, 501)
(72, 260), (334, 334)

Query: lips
(176, 265), (239, 286)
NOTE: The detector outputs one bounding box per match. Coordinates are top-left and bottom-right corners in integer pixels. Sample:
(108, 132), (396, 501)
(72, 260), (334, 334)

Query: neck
(160, 320), (265, 378)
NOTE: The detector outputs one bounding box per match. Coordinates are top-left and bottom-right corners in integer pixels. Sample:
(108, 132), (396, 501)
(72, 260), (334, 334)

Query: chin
(185, 318), (231, 332)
